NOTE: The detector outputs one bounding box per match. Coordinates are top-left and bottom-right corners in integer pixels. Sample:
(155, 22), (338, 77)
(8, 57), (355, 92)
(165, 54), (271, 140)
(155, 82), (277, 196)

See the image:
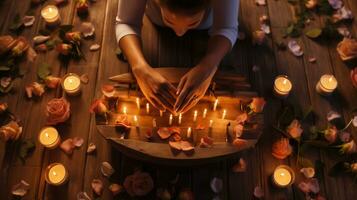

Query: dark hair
(158, 0), (211, 14)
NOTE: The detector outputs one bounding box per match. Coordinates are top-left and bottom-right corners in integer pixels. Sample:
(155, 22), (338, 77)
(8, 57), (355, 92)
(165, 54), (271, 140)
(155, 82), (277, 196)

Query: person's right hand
(132, 65), (177, 113)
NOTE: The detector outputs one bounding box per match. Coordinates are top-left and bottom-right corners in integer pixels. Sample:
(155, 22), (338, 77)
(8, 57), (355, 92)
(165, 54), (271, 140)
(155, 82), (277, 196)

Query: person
(116, 0), (239, 114)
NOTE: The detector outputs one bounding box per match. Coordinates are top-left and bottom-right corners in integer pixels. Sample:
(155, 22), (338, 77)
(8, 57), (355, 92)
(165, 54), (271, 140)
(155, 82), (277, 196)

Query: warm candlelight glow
(146, 103), (150, 114)
(123, 106), (127, 115)
(169, 114), (173, 126)
(41, 5), (61, 26)
(193, 110), (198, 122)
(133, 115), (138, 126)
(272, 165), (295, 188)
(178, 113), (182, 124)
(222, 109), (227, 120)
(45, 163), (68, 186)
(160, 110), (163, 117)
(136, 98), (140, 109)
(316, 74), (338, 95)
(38, 127), (60, 149)
(213, 99), (218, 111)
(187, 127), (192, 138)
(203, 108), (207, 118)
(152, 118), (157, 128)
(209, 120), (213, 128)
(62, 73), (81, 95)
(274, 75), (292, 98)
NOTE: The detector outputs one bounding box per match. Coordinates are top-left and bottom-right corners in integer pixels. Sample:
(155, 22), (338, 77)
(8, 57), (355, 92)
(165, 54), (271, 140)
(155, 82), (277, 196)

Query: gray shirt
(115, 0), (239, 47)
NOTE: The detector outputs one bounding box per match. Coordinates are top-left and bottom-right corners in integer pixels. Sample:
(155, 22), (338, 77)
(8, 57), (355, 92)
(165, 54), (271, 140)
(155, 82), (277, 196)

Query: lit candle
(193, 110), (198, 122)
(222, 109), (227, 120)
(133, 115), (138, 127)
(38, 126), (61, 149)
(187, 127), (192, 138)
(213, 99), (218, 111)
(61, 73), (81, 95)
(273, 75), (292, 98)
(41, 5), (61, 27)
(316, 74), (338, 96)
(152, 118), (157, 128)
(45, 163), (68, 186)
(169, 114), (173, 126)
(272, 165), (295, 188)
(178, 113), (182, 125)
(123, 106), (127, 115)
(160, 110), (163, 117)
(146, 103), (150, 114)
(136, 98), (140, 109)
(209, 120), (213, 128)
(203, 108), (207, 118)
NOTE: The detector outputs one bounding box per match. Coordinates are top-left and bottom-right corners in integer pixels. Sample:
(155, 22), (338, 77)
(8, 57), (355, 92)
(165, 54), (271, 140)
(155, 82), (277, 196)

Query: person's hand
(175, 64), (217, 114)
(132, 65), (177, 113)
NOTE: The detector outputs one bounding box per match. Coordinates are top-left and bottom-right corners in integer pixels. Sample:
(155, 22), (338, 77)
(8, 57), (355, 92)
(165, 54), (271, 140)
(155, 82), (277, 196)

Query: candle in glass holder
(62, 73), (81, 95)
(133, 115), (138, 127)
(169, 114), (173, 126)
(38, 126), (61, 149)
(45, 163), (68, 186)
(193, 110), (198, 122)
(41, 5), (61, 27)
(146, 103), (150, 114)
(222, 109), (227, 120)
(213, 99), (218, 111)
(273, 75), (292, 98)
(136, 98), (140, 109)
(209, 120), (213, 128)
(272, 165), (295, 188)
(123, 106), (127, 115)
(316, 74), (338, 96)
(203, 108), (207, 118)
(187, 127), (192, 138)
(178, 113), (182, 125)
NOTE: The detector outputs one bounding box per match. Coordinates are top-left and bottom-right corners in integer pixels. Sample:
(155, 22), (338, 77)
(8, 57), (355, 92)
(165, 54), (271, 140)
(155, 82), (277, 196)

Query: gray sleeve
(210, 0), (239, 47)
(115, 0), (147, 43)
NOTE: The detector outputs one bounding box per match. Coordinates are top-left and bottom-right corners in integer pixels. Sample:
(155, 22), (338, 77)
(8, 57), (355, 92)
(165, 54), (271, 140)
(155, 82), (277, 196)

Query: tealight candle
(178, 113), (182, 125)
(38, 126), (61, 149)
(193, 110), (198, 122)
(187, 127), (192, 138)
(272, 165), (295, 188)
(45, 163), (68, 186)
(203, 108), (207, 118)
(146, 103), (150, 114)
(133, 115), (138, 127)
(213, 99), (218, 111)
(41, 5), (61, 27)
(123, 106), (127, 115)
(316, 74), (338, 96)
(169, 114), (173, 126)
(209, 120), (213, 128)
(273, 75), (292, 98)
(160, 110), (163, 117)
(222, 109), (227, 120)
(152, 118), (157, 128)
(62, 73), (81, 95)
(136, 98), (140, 109)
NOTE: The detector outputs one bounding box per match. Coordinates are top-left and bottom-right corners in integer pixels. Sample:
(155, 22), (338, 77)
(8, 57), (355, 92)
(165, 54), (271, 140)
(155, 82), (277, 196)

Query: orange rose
(89, 99), (108, 115)
(249, 97), (266, 113)
(46, 98), (71, 125)
(337, 38), (357, 61)
(124, 171), (154, 197)
(45, 76), (61, 89)
(272, 138), (292, 159)
(286, 119), (303, 139)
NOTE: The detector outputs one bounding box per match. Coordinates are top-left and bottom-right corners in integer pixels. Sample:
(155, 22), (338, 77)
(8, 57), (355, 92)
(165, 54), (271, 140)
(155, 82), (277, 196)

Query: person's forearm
(118, 35), (149, 70)
(199, 35), (232, 70)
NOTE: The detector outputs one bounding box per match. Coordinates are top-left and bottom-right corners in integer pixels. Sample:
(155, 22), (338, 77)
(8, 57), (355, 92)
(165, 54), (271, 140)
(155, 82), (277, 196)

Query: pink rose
(351, 68), (357, 88)
(124, 171), (154, 197)
(272, 138), (292, 159)
(249, 97), (266, 113)
(46, 98), (71, 125)
(286, 119), (303, 139)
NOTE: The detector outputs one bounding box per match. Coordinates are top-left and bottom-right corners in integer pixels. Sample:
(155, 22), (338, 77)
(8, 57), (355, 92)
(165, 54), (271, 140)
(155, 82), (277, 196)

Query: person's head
(157, 0), (211, 36)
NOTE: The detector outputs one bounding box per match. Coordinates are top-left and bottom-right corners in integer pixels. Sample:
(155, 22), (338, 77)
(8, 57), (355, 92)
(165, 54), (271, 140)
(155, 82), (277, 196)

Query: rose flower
(272, 138), (292, 159)
(337, 38), (357, 61)
(286, 119), (303, 139)
(0, 121), (22, 142)
(46, 98), (71, 125)
(89, 99), (108, 116)
(45, 76), (61, 89)
(124, 171), (154, 197)
(249, 97), (266, 113)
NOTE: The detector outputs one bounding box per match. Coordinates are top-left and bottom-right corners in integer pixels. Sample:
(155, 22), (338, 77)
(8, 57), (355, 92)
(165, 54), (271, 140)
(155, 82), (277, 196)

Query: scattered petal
(232, 158), (247, 173)
(255, 0), (266, 6)
(305, 0), (317, 9)
(1, 77), (11, 88)
(272, 138), (292, 159)
(180, 141), (194, 151)
(333, 7), (353, 22)
(87, 143), (96, 153)
(233, 138), (249, 149)
(337, 26), (351, 38)
(45, 76), (61, 89)
(328, 0), (343, 9)
(340, 140), (357, 154)
(233, 124), (244, 138)
(109, 183), (123, 196)
(298, 178), (320, 194)
(199, 136), (213, 148)
(288, 40), (304, 57)
(337, 38), (357, 61)
(80, 73), (89, 84)
(195, 124), (205, 130)
(158, 127), (171, 139)
(101, 161), (115, 177)
(351, 68), (357, 88)
(60, 138), (75, 155)
(236, 112), (248, 124)
(90, 44), (100, 51)
(73, 137), (84, 147)
(80, 22), (95, 38)
(0, 102), (8, 114)
(77, 192), (91, 200)
(113, 115), (131, 129)
(259, 15), (269, 23)
(286, 119), (303, 139)
(253, 186), (264, 198)
(249, 98), (266, 113)
(308, 57), (316, 63)
(89, 99), (108, 115)
(260, 23), (270, 34)
(33, 35), (50, 45)
(11, 180), (30, 197)
(22, 16), (35, 27)
(0, 121), (22, 141)
(300, 167), (315, 178)
(210, 177), (223, 193)
(101, 84), (115, 98)
(353, 116), (357, 127)
(91, 179), (103, 196)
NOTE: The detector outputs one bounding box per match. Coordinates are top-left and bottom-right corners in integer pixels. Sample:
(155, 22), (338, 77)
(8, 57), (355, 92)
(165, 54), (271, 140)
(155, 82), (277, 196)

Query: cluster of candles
(273, 74), (338, 98)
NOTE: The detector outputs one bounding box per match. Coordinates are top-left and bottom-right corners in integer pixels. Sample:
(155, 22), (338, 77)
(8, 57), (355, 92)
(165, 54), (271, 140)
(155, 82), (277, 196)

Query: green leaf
(305, 28), (322, 39)
(0, 66), (10, 71)
(18, 139), (36, 163)
(37, 63), (51, 80)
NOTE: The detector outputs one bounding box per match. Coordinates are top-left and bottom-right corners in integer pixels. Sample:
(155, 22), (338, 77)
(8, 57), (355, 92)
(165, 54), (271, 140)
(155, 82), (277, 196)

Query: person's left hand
(174, 64), (218, 114)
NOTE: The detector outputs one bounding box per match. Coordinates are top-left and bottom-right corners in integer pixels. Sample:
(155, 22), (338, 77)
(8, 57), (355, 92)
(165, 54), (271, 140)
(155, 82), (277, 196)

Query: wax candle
(193, 110), (198, 122)
(62, 73), (81, 95)
(209, 120), (213, 128)
(146, 103), (150, 114)
(41, 5), (61, 26)
(203, 108), (207, 118)
(136, 98), (140, 109)
(213, 99), (218, 111)
(187, 127), (192, 138)
(222, 109), (227, 120)
(133, 115), (138, 127)
(160, 110), (163, 117)
(316, 74), (338, 96)
(45, 163), (68, 186)
(178, 113), (182, 125)
(38, 126), (61, 149)
(169, 114), (173, 126)
(272, 165), (295, 188)
(123, 106), (127, 115)
(152, 118), (157, 128)
(273, 75), (292, 98)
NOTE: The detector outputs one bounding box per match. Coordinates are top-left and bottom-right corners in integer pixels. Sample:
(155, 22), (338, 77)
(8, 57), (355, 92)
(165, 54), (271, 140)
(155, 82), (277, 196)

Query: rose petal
(199, 136), (213, 148)
(87, 142), (96, 153)
(109, 183), (123, 196)
(33, 35), (51, 45)
(80, 73), (89, 84)
(90, 44), (100, 51)
(1, 77), (11, 88)
(300, 167), (315, 178)
(91, 179), (103, 196)
(73, 137), (84, 147)
(353, 116), (357, 127)
(233, 124), (244, 138)
(195, 124), (205, 130)
(101, 161), (115, 177)
(253, 186), (264, 198)
(288, 40), (304, 57)
(80, 22), (95, 38)
(60, 138), (75, 155)
(77, 192), (91, 200)
(233, 138), (249, 149)
(329, 0), (343, 9)
(236, 112), (248, 124)
(169, 141), (182, 150)
(11, 180), (30, 197)
(255, 0), (266, 6)
(272, 138), (292, 159)
(210, 177), (223, 193)
(158, 127), (171, 139)
(101, 84), (115, 98)
(327, 111), (342, 122)
(260, 24), (271, 34)
(23, 16), (35, 27)
(180, 141), (194, 151)
(232, 158), (247, 173)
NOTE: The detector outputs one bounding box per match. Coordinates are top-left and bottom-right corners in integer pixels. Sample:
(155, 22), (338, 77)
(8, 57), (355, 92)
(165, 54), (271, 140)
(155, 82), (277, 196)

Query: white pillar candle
(178, 113), (182, 125)
(41, 5), (61, 26)
(316, 74), (338, 96)
(146, 103), (150, 114)
(209, 120), (213, 128)
(193, 110), (198, 122)
(136, 98), (140, 109)
(123, 106), (127, 115)
(213, 99), (218, 111)
(187, 127), (192, 138)
(203, 108), (207, 118)
(133, 115), (138, 127)
(272, 165), (295, 188)
(222, 109), (227, 120)
(152, 118), (157, 128)
(169, 114), (173, 126)
(160, 110), (163, 117)
(45, 163), (68, 186)
(62, 73), (81, 95)
(38, 127), (61, 149)
(273, 75), (292, 98)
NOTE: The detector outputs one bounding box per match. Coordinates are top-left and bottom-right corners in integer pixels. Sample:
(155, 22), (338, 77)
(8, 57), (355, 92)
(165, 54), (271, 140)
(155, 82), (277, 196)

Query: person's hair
(158, 0), (211, 15)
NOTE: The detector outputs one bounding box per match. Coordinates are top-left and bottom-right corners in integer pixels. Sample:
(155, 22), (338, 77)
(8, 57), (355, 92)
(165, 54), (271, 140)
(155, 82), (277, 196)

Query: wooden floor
(1, 0), (357, 199)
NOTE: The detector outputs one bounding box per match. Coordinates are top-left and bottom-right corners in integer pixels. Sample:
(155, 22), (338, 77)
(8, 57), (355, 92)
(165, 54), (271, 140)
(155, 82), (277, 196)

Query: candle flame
(53, 171), (57, 176)
(134, 115), (138, 122)
(45, 132), (49, 137)
(283, 79), (287, 85)
(328, 77), (333, 82)
(280, 172), (285, 176)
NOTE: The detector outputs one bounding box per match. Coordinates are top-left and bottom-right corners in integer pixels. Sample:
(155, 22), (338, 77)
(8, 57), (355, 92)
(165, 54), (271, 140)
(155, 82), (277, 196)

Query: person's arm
(116, 0), (177, 112)
(175, 0), (239, 113)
